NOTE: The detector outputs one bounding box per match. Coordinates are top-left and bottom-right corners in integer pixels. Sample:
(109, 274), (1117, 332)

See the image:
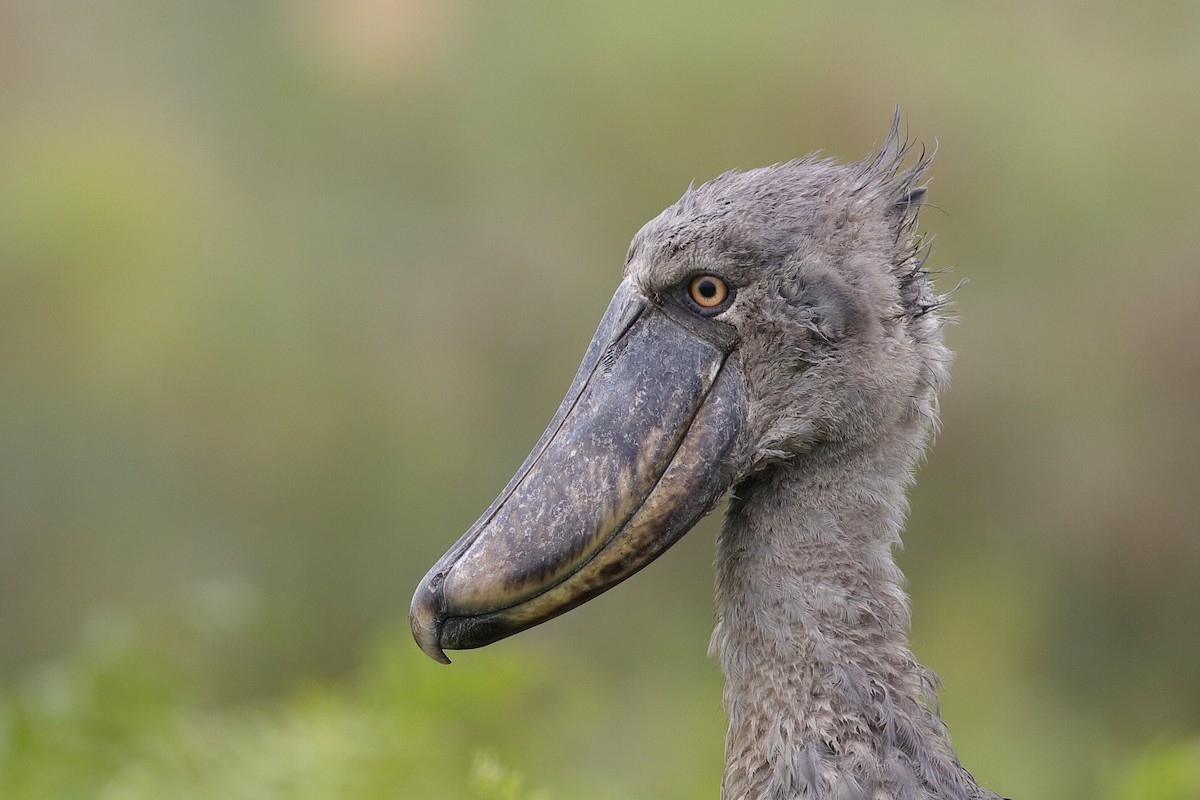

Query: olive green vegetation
(1, 2), (1198, 798)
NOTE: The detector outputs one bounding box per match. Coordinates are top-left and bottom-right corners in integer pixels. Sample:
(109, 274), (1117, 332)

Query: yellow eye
(688, 274), (730, 310)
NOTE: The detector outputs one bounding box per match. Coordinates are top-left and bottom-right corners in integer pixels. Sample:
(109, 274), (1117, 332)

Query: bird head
(410, 124), (947, 663)
(624, 143), (947, 476)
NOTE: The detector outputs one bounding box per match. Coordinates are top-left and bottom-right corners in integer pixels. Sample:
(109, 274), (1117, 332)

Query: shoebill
(411, 122), (1004, 800)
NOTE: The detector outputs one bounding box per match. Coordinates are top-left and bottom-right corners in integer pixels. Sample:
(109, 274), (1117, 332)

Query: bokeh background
(2, 2), (1198, 798)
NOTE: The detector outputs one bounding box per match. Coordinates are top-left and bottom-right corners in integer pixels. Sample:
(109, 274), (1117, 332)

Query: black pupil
(698, 279), (717, 299)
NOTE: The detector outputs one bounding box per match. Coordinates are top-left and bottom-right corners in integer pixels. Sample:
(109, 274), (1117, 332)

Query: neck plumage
(711, 439), (990, 800)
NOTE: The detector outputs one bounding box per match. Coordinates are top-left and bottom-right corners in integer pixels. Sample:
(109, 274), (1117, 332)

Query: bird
(410, 118), (1004, 800)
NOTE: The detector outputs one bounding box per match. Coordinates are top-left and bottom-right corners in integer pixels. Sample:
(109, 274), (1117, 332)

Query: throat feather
(712, 457), (979, 800)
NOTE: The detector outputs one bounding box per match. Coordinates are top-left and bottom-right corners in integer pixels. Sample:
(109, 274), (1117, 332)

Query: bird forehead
(623, 163), (851, 293)
(623, 213), (719, 292)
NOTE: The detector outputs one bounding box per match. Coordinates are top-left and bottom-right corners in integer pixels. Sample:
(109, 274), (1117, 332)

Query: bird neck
(711, 440), (982, 800)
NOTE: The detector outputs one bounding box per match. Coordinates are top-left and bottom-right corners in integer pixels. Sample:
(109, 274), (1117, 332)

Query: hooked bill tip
(409, 583), (452, 664)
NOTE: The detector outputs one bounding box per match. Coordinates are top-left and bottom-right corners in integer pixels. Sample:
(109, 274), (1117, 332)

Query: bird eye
(687, 274), (731, 313)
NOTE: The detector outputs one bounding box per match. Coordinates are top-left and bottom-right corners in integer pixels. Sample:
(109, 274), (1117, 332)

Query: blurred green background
(2, 1), (1198, 798)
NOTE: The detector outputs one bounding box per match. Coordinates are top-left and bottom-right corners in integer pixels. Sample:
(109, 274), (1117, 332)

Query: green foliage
(470, 753), (552, 800)
(1114, 739), (1200, 800)
(0, 612), (1194, 800)
(0, 615), (555, 799)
